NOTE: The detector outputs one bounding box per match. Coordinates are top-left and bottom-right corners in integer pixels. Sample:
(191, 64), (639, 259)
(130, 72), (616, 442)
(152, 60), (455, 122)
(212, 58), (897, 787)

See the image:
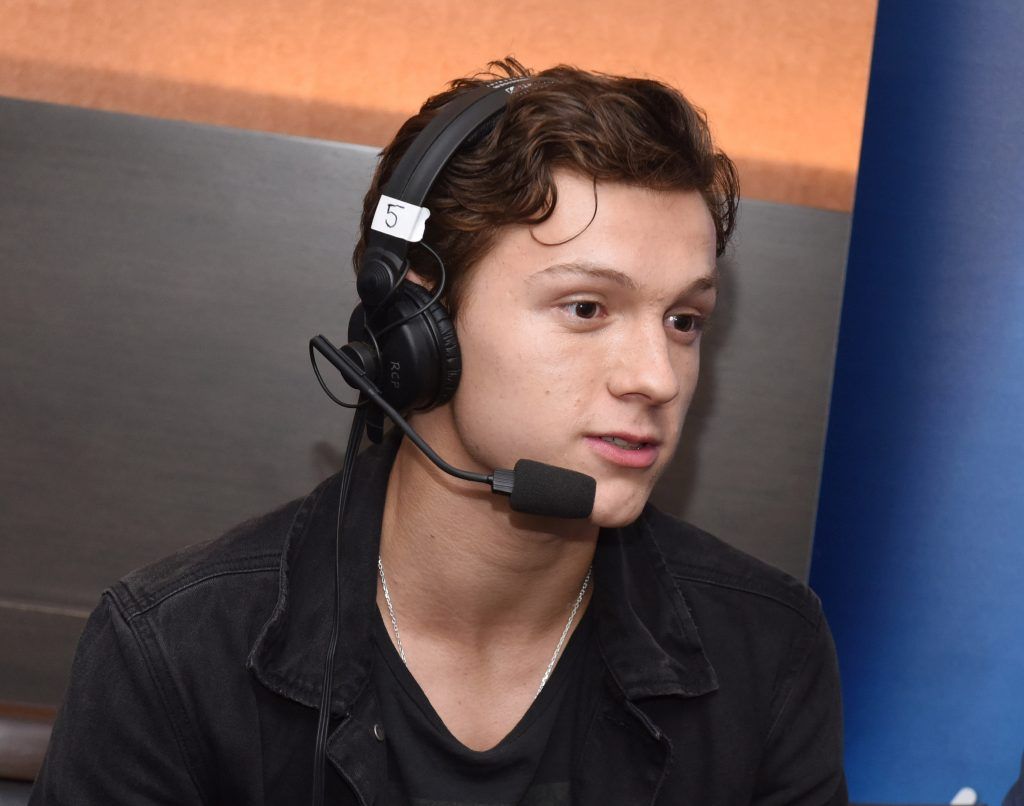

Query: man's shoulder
(108, 477), (330, 622)
(640, 504), (822, 628)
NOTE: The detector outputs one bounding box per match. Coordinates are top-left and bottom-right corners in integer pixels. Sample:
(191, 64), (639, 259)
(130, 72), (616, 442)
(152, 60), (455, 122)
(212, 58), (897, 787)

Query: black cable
(309, 341), (366, 409)
(371, 241), (448, 341)
(310, 336), (490, 487)
(311, 404), (366, 805)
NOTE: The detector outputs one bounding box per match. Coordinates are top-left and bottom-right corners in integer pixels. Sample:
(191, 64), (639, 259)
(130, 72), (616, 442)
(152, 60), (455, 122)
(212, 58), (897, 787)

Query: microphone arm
(310, 335), (515, 493)
(310, 335), (595, 518)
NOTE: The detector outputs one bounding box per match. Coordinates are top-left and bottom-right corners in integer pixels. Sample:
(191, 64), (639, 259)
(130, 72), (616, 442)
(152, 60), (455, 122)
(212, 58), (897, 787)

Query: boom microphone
(506, 459), (595, 519)
(310, 335), (596, 519)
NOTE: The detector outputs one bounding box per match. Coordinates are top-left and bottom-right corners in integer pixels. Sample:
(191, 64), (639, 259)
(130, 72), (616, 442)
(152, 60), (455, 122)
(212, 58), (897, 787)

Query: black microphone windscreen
(509, 460), (596, 519)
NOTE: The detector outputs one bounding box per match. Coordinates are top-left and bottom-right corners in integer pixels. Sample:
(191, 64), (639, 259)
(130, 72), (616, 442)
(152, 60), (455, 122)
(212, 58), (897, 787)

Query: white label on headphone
(370, 195), (432, 242)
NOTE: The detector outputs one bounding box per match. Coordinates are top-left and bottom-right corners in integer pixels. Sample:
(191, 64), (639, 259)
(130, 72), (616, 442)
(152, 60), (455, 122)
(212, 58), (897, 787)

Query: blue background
(810, 0), (1024, 802)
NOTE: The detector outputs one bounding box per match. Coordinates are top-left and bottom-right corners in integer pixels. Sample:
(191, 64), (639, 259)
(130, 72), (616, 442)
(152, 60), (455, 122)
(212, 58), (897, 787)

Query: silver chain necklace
(377, 555), (593, 698)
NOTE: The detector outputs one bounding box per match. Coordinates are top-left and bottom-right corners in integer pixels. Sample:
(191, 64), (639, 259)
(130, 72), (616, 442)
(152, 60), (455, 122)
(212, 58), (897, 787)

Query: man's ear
(404, 268), (433, 290)
(403, 266), (450, 313)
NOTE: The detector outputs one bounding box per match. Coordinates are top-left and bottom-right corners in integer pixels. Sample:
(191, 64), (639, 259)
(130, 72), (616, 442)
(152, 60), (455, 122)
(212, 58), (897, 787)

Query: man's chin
(587, 490), (651, 529)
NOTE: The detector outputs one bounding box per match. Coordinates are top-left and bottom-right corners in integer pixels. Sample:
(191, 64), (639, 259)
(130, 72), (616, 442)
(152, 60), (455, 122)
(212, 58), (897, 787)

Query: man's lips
(584, 433), (661, 469)
(593, 432), (661, 448)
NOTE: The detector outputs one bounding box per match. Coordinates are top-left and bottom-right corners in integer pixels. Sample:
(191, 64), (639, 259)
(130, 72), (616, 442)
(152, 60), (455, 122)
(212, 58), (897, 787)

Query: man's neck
(377, 434), (599, 651)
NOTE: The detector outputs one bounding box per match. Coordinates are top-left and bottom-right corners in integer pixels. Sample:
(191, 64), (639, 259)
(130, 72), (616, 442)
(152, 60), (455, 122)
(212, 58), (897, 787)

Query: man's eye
(667, 313), (703, 333)
(568, 301), (601, 319)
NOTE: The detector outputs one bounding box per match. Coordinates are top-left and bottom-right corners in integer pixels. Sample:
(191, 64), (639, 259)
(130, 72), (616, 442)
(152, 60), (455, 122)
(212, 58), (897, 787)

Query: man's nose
(606, 320), (682, 405)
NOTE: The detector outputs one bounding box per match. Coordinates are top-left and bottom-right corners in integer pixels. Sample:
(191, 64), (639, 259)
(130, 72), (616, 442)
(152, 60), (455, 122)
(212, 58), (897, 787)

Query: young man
(32, 61), (847, 804)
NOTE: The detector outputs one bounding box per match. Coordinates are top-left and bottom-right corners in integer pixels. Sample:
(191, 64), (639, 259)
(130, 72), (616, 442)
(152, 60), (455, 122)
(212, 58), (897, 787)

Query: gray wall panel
(0, 606), (86, 705)
(1, 99), (370, 616)
(651, 202), (850, 579)
(0, 98), (849, 704)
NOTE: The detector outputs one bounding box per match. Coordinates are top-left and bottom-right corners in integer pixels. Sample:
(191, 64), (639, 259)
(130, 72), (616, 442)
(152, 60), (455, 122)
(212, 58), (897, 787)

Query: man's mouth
(586, 434), (661, 469)
(599, 436), (649, 450)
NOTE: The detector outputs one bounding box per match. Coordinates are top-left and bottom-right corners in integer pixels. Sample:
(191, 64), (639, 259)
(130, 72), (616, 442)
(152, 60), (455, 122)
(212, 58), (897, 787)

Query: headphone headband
(365, 78), (531, 264)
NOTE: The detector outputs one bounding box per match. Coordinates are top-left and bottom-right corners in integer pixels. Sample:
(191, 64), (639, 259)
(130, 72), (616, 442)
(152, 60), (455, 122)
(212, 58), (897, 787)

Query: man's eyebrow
(528, 261), (640, 290)
(682, 272), (718, 295)
(527, 260), (718, 295)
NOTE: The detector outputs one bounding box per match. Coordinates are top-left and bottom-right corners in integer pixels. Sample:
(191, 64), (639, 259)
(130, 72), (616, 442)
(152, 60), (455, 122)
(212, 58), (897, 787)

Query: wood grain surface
(0, 0), (876, 210)
(0, 702), (54, 782)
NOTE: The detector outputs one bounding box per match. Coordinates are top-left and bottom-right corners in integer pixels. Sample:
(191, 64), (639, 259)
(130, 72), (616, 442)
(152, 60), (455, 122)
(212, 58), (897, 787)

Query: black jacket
(31, 436), (848, 805)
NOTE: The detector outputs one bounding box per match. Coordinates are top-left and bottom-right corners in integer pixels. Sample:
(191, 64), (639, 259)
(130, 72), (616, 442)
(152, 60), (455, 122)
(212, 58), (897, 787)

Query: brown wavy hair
(353, 58), (739, 318)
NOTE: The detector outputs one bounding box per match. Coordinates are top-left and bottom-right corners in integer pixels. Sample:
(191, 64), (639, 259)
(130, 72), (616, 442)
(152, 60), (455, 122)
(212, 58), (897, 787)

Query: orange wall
(1, 0), (876, 210)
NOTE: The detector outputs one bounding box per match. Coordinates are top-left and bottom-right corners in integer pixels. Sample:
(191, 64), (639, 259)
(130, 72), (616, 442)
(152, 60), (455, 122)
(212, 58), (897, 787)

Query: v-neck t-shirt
(371, 605), (596, 806)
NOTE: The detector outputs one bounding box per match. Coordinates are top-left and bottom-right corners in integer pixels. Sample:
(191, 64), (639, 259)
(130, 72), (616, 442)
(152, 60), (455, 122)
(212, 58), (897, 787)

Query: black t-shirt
(371, 605), (596, 806)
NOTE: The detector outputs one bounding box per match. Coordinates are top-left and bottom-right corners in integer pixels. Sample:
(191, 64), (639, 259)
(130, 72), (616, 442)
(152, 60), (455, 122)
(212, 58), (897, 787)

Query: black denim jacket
(31, 436), (848, 805)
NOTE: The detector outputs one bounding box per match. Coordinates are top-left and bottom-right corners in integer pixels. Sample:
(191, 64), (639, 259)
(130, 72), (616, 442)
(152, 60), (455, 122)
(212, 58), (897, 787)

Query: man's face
(422, 170), (718, 528)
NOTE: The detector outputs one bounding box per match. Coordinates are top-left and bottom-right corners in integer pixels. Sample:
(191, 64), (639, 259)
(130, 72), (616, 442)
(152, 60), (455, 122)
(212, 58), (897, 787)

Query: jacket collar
(592, 512), (719, 699)
(248, 433), (718, 712)
(246, 433), (394, 714)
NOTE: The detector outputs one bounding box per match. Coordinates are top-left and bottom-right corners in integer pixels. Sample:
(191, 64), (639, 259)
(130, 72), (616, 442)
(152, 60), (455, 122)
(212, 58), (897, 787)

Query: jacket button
(373, 723), (385, 741)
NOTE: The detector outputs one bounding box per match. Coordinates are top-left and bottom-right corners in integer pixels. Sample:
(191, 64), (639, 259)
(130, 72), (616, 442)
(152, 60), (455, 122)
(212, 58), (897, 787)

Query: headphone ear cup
(399, 282), (461, 408)
(353, 281), (460, 415)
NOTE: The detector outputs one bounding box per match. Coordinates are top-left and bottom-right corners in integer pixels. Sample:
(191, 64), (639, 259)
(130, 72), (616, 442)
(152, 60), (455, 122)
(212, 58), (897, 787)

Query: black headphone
(343, 77), (531, 442)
